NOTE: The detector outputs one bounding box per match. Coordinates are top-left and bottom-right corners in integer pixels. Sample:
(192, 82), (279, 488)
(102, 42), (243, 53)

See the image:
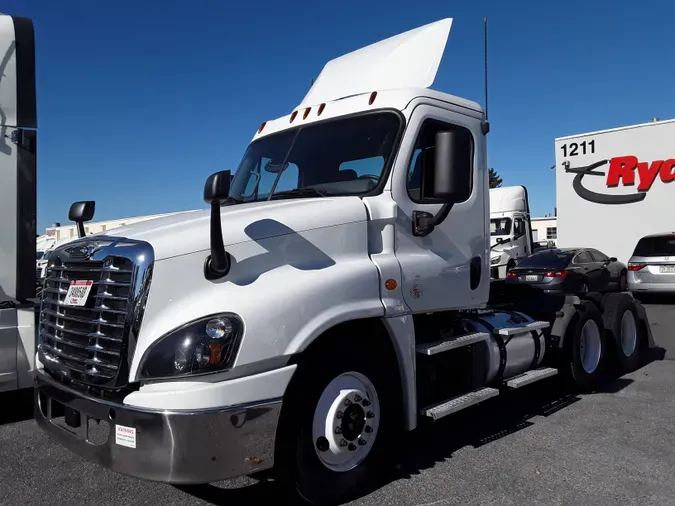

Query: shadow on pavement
(636, 293), (675, 305)
(0, 388), (34, 426)
(177, 370), (645, 505)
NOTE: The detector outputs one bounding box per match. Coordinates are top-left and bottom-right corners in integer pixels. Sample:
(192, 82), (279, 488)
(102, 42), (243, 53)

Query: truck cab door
(391, 105), (488, 312)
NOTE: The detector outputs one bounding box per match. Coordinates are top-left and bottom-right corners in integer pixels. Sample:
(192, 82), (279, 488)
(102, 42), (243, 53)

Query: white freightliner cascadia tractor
(30, 18), (653, 505)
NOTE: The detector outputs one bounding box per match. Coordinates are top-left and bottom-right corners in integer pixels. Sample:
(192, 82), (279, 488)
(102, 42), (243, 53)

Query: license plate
(63, 280), (94, 306)
(659, 265), (675, 273)
(525, 275), (539, 281)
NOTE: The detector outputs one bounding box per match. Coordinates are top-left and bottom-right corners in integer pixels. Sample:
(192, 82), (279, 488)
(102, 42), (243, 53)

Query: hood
(103, 197), (368, 261)
(490, 236), (514, 252)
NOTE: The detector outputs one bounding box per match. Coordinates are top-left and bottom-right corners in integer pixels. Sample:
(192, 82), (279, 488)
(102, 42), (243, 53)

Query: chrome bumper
(34, 371), (281, 484)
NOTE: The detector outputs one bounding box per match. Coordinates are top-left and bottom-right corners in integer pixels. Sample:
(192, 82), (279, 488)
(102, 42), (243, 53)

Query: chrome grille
(37, 237), (154, 390)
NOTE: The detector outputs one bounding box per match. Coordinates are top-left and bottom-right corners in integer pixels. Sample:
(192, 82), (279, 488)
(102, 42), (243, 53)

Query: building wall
(530, 217), (557, 245)
(44, 211), (188, 241)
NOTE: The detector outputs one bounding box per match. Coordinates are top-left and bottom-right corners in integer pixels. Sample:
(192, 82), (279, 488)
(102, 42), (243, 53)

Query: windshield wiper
(270, 187), (327, 199)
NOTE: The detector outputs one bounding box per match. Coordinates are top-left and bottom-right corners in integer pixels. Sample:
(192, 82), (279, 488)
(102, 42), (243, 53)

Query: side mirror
(68, 201), (95, 238)
(204, 170), (232, 203)
(203, 170), (231, 280)
(432, 130), (472, 202)
(609, 257), (617, 262)
(413, 130), (472, 237)
(496, 237), (504, 245)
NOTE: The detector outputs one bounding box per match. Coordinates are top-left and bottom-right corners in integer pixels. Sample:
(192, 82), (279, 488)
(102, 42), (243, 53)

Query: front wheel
(275, 348), (401, 505)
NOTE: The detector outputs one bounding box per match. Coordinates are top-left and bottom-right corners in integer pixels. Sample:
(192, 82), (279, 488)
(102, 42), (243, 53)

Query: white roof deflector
(298, 18), (453, 108)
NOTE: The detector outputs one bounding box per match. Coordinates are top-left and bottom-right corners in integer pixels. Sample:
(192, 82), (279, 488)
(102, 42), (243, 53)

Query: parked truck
(34, 18), (653, 505)
(489, 185), (534, 279)
(0, 15), (38, 394)
(555, 117), (675, 266)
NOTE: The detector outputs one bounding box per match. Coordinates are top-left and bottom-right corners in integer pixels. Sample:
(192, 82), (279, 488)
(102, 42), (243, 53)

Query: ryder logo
(564, 156), (675, 205)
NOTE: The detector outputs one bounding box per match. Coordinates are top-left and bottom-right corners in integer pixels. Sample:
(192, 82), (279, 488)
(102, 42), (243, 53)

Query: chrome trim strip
(38, 235), (155, 389)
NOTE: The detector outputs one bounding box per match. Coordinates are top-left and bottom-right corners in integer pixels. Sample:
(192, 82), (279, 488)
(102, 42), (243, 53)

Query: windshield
(36, 251), (44, 261)
(490, 218), (512, 236)
(229, 112), (401, 202)
(633, 235), (675, 257)
(517, 250), (573, 270)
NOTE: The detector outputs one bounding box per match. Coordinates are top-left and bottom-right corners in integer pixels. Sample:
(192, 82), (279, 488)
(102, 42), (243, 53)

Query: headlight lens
(138, 314), (243, 380)
(491, 255), (501, 265)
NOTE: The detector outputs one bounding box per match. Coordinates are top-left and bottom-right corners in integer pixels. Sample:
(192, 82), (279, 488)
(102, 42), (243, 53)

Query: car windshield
(228, 112), (402, 203)
(633, 235), (675, 257)
(517, 250), (574, 269)
(490, 218), (512, 236)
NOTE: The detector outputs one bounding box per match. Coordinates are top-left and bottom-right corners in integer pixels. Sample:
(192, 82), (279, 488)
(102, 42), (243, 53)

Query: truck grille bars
(37, 237), (154, 391)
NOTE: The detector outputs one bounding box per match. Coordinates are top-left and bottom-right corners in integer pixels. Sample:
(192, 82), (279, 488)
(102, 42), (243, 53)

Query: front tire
(275, 346), (401, 505)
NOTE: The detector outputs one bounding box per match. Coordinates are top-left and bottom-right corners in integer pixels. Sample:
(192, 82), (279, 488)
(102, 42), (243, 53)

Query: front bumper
(34, 371), (281, 484)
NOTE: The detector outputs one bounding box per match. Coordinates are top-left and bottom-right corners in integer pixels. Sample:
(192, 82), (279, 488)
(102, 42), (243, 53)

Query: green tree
(489, 168), (503, 188)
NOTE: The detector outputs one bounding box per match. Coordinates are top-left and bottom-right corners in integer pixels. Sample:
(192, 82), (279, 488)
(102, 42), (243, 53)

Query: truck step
(416, 332), (490, 356)
(421, 387), (500, 420)
(505, 367), (558, 389)
(495, 320), (550, 336)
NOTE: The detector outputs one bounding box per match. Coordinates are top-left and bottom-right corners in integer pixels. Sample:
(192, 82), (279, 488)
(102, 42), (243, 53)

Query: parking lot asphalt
(0, 300), (673, 506)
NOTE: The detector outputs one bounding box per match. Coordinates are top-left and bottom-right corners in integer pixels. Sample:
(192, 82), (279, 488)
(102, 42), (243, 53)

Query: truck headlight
(491, 255), (501, 265)
(138, 314), (243, 380)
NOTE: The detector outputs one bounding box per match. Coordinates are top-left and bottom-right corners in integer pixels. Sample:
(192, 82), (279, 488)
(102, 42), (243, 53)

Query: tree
(489, 168), (503, 188)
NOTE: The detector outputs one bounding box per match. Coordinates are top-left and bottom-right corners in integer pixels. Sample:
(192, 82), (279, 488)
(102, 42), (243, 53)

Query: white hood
(104, 197), (368, 261)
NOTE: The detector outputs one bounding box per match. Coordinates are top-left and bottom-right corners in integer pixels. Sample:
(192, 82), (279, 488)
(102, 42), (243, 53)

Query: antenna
(483, 17), (489, 121)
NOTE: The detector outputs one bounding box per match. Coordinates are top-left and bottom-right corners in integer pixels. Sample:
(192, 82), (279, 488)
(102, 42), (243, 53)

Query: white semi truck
(0, 15), (38, 394)
(33, 18), (653, 505)
(489, 185), (534, 279)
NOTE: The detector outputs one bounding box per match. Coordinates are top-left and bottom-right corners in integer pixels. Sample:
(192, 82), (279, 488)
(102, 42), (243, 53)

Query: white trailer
(489, 185), (534, 279)
(33, 18), (654, 505)
(0, 15), (37, 393)
(555, 118), (675, 265)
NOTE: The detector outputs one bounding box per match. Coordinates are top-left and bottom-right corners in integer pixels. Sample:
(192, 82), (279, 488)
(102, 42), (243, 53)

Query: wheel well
(287, 318), (403, 397)
(277, 318), (405, 462)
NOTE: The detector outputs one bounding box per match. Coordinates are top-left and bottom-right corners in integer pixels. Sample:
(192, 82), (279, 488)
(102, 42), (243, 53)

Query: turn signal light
(544, 271), (567, 278)
(627, 263), (646, 271)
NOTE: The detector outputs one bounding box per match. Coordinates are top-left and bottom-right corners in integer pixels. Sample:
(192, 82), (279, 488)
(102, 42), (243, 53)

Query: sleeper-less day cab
(32, 18), (653, 504)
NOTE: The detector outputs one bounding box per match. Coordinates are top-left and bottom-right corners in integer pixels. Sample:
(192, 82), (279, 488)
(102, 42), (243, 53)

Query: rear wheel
(567, 301), (608, 391)
(275, 343), (401, 505)
(602, 293), (641, 372)
(619, 271), (628, 292)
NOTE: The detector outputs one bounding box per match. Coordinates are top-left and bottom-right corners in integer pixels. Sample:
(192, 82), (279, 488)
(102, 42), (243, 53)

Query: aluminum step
(416, 332), (490, 356)
(421, 387), (500, 420)
(505, 367), (558, 389)
(495, 320), (550, 336)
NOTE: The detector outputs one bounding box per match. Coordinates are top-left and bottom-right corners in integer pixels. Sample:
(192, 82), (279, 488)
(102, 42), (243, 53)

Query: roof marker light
(290, 111), (298, 123)
(369, 91), (377, 105)
(318, 103), (326, 116)
(257, 121), (267, 133)
(303, 107), (311, 119)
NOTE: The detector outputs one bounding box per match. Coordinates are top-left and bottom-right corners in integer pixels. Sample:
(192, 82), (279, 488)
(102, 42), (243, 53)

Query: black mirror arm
(412, 203), (454, 237)
(76, 223), (86, 239)
(204, 201), (231, 280)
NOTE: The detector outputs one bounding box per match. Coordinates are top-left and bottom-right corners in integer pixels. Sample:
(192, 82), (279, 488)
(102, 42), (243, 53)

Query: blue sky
(4, 0), (675, 232)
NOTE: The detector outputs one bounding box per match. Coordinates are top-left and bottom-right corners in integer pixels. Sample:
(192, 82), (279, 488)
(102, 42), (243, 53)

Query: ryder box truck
(555, 118), (675, 265)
